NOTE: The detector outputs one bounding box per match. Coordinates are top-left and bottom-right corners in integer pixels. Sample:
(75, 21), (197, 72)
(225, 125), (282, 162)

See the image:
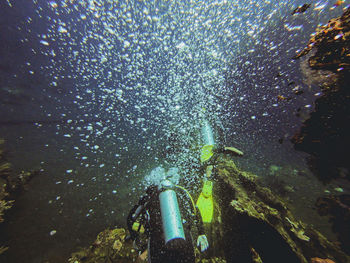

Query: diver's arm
(126, 186), (157, 240)
(223, 146), (244, 156)
(127, 204), (142, 240)
(127, 195), (149, 240)
(175, 186), (205, 236)
(194, 207), (209, 252)
(194, 210), (205, 235)
(214, 145), (244, 156)
(177, 187), (209, 252)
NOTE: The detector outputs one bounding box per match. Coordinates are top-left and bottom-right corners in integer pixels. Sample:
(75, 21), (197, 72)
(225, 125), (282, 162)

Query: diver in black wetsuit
(127, 180), (208, 263)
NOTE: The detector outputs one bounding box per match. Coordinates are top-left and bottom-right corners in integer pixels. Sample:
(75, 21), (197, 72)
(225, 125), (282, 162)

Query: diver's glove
(197, 235), (209, 252)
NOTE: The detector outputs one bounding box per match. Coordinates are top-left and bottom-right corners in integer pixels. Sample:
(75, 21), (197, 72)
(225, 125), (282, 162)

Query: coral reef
(69, 156), (349, 262)
(292, 7), (350, 183)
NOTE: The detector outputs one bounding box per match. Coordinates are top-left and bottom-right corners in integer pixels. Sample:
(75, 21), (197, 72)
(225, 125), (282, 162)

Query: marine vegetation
(69, 155), (349, 263)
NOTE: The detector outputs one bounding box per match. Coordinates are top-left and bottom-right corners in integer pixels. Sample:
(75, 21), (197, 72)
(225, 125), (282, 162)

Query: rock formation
(292, 7), (350, 183)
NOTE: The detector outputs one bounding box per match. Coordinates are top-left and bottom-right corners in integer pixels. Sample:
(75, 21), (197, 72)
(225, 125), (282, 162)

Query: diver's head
(144, 166), (180, 189)
(159, 179), (174, 191)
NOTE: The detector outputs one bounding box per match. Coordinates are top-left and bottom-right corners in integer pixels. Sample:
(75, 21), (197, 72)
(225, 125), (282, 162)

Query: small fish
(292, 86), (304, 95)
(93, 1), (102, 7)
(291, 4), (311, 15)
(277, 95), (292, 101)
(334, 0), (345, 7)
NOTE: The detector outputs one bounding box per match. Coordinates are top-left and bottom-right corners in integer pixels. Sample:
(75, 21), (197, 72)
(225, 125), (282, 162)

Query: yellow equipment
(200, 144), (215, 163)
(197, 115), (215, 223)
(196, 180), (213, 223)
(132, 221), (145, 234)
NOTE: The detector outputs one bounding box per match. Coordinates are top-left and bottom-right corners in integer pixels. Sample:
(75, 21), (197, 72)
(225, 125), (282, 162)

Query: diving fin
(196, 180), (213, 223)
(200, 144), (215, 163)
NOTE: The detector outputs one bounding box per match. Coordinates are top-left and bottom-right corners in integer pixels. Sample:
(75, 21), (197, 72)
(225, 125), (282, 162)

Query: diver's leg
(148, 228), (167, 263)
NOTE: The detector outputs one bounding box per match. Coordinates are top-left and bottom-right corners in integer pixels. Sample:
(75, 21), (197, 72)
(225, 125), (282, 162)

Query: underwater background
(0, 0), (349, 262)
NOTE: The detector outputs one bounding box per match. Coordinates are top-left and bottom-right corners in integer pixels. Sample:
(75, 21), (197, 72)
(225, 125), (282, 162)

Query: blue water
(0, 0), (347, 262)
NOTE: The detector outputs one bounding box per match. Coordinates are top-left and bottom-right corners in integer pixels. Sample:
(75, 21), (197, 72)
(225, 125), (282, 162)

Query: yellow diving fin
(196, 180), (213, 223)
(200, 144), (214, 163)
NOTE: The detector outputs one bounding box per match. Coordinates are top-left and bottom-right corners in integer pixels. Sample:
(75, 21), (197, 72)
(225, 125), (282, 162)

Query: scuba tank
(159, 180), (186, 248)
(200, 118), (217, 163)
(199, 108), (216, 147)
(201, 119), (215, 146)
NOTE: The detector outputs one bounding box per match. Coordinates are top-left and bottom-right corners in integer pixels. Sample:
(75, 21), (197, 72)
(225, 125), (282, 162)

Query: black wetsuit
(127, 185), (204, 263)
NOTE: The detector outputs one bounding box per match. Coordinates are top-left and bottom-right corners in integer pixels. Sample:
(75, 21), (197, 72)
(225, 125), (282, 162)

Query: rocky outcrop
(292, 7), (350, 183)
(316, 194), (350, 255)
(0, 139), (12, 224)
(214, 156), (349, 263)
(0, 138), (39, 255)
(293, 6), (350, 71)
(68, 228), (139, 263)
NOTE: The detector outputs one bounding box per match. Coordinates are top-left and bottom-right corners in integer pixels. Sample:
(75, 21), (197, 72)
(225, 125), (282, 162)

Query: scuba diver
(196, 113), (243, 225)
(127, 110), (242, 262)
(127, 174), (209, 263)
